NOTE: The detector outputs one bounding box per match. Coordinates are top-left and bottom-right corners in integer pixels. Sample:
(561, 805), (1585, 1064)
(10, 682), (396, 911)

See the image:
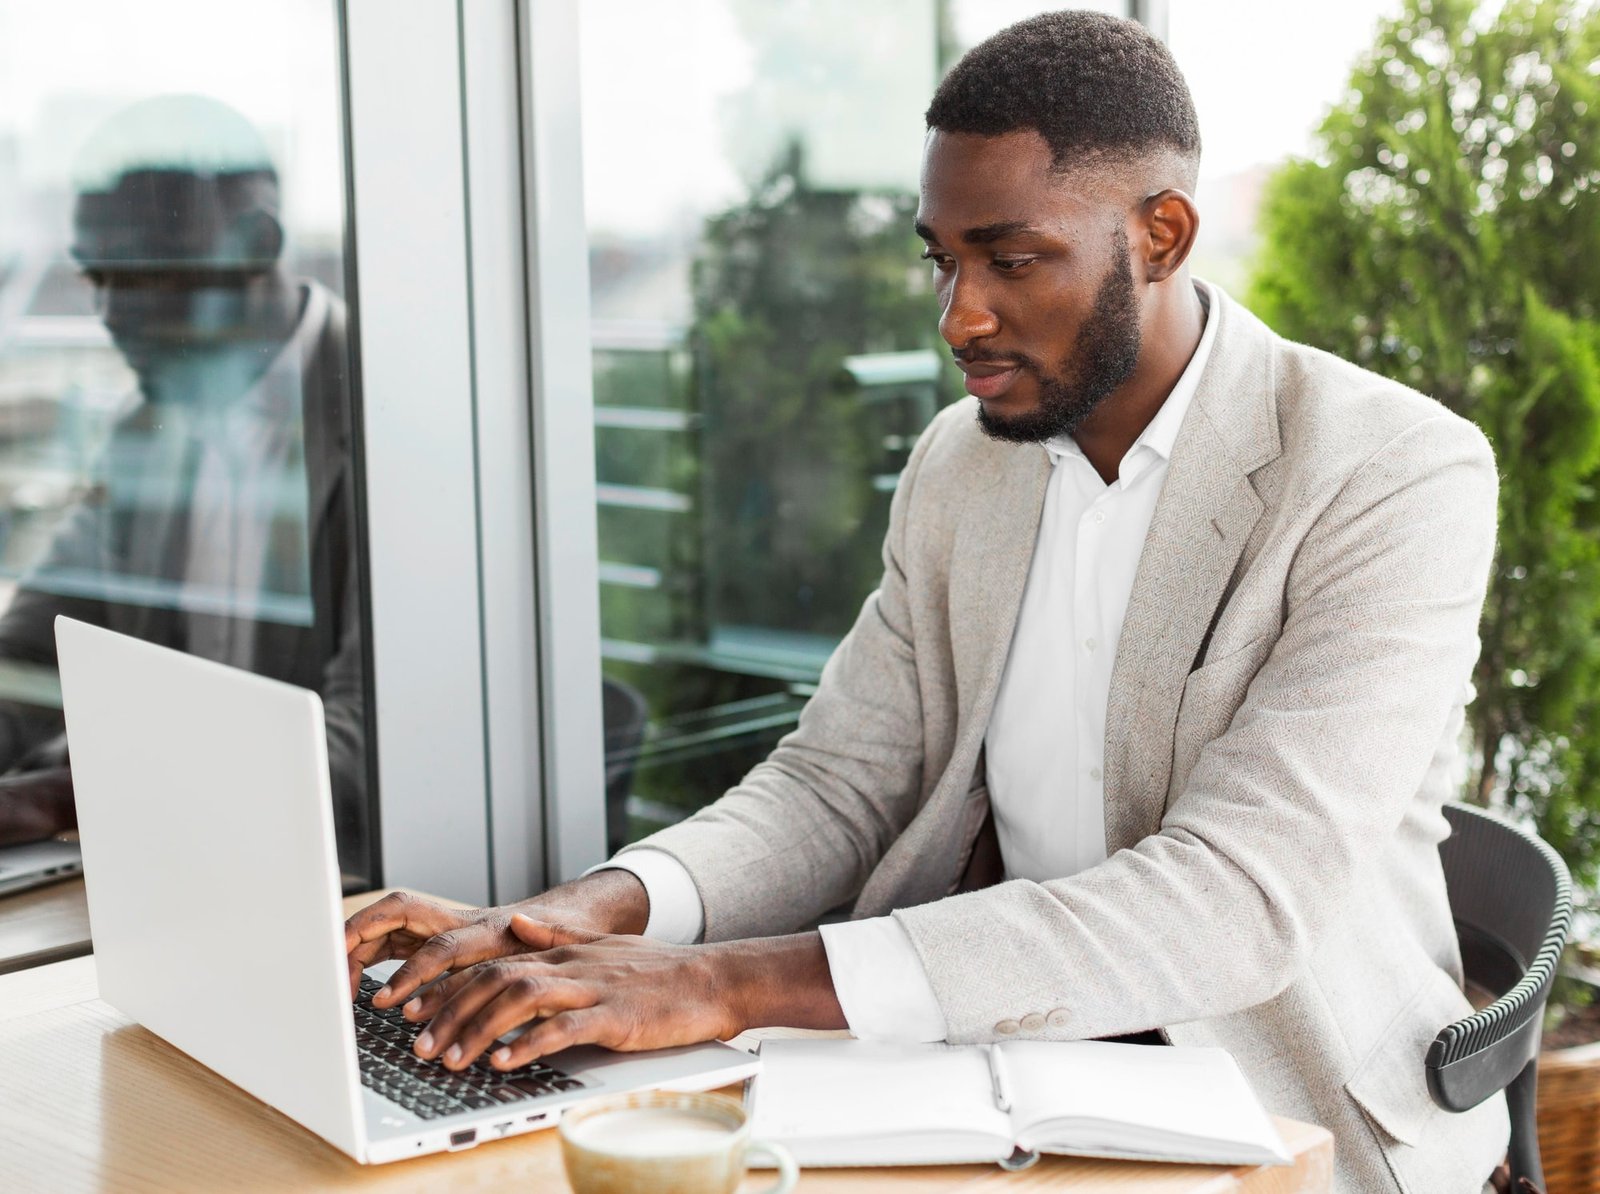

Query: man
(0, 96), (368, 870)
(347, 13), (1505, 1190)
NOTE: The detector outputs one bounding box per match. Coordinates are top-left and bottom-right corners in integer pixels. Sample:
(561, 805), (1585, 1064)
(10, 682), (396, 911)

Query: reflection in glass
(0, 34), (371, 885)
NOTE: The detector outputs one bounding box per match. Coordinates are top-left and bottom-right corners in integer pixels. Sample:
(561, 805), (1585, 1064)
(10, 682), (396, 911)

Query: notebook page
(1001, 1041), (1289, 1163)
(749, 1040), (1014, 1165)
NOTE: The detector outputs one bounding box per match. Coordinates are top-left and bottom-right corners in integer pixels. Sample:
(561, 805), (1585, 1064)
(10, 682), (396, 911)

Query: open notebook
(748, 1039), (1290, 1169)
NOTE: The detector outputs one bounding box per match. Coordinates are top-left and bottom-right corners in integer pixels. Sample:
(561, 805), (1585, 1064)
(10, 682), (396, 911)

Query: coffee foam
(565, 1106), (739, 1157)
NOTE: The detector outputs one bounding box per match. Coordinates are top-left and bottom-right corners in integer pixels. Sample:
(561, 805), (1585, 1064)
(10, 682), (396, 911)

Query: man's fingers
(410, 967), (506, 1060)
(508, 913), (601, 951)
(399, 968), (476, 1023)
(490, 1006), (614, 1069)
(343, 890), (439, 953)
(436, 977), (595, 1070)
(377, 922), (506, 1007)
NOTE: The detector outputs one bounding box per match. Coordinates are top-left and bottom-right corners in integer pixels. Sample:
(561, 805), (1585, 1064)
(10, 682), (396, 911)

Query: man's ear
(225, 207), (285, 269)
(1137, 189), (1199, 283)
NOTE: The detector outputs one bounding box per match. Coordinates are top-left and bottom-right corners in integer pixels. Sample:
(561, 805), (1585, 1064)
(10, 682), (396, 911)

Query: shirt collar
(1043, 279), (1219, 482)
(244, 280), (324, 425)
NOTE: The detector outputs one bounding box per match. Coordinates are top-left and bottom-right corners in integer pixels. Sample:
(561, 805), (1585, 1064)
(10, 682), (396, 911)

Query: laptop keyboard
(354, 974), (588, 1121)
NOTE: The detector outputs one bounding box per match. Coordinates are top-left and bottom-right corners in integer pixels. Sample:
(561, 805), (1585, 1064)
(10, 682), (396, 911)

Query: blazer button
(1046, 1008), (1070, 1029)
(1020, 1012), (1046, 1033)
(995, 1019), (1020, 1036)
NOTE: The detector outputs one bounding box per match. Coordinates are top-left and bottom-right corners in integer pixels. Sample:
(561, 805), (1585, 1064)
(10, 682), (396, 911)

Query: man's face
(71, 170), (281, 405)
(916, 129), (1143, 443)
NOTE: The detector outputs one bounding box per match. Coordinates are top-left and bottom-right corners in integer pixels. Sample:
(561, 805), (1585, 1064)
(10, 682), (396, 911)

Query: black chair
(601, 678), (650, 857)
(1428, 802), (1573, 1192)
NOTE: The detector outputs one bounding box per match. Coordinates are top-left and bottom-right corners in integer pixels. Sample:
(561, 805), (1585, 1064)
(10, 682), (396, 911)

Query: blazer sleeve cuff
(584, 848), (705, 944)
(818, 916), (950, 1042)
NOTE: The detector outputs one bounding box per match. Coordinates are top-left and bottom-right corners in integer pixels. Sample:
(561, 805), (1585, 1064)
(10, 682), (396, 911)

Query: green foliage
(692, 140), (957, 637)
(1248, 0), (1600, 882)
(597, 140), (957, 824)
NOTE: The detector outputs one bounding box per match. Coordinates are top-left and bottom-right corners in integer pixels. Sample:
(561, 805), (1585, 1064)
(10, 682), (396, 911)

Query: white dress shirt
(182, 283), (320, 669)
(596, 282), (1218, 1041)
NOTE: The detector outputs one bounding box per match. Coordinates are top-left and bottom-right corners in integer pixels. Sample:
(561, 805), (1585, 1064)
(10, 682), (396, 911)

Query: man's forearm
(714, 931), (848, 1033)
(0, 766), (76, 846)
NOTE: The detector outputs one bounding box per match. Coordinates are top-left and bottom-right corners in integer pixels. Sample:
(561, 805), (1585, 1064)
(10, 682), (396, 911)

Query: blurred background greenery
(1249, 0), (1600, 895)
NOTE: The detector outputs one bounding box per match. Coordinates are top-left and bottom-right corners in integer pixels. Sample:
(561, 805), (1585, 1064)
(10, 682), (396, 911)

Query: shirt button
(1089, 766), (1102, 782)
(1084, 636), (1097, 651)
(1094, 510), (1106, 524)
(995, 1019), (1020, 1036)
(1046, 1008), (1070, 1029)
(1020, 1012), (1046, 1033)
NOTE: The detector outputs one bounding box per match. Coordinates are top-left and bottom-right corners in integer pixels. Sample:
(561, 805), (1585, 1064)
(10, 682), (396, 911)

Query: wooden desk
(0, 875), (89, 975)
(0, 892), (1333, 1193)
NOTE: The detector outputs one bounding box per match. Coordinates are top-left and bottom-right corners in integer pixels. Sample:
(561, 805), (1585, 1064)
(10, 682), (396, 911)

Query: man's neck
(1072, 277), (1206, 484)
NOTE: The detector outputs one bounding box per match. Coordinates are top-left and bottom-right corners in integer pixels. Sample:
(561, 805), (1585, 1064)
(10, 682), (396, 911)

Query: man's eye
(920, 250), (952, 267)
(993, 257), (1036, 273)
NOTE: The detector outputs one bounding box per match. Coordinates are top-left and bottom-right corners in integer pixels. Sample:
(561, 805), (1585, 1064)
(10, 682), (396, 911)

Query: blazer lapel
(854, 439), (1050, 915)
(947, 444), (1052, 734)
(1103, 289), (1281, 855)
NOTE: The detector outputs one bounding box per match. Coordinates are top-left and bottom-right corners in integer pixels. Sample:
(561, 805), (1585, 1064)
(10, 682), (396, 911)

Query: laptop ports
(448, 1128), (477, 1150)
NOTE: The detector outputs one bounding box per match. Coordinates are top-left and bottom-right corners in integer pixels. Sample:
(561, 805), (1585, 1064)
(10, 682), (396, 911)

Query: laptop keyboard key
(351, 996), (583, 1119)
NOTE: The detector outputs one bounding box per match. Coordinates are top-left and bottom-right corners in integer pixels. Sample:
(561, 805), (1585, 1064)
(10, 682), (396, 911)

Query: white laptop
(54, 615), (759, 1164)
(0, 838), (83, 897)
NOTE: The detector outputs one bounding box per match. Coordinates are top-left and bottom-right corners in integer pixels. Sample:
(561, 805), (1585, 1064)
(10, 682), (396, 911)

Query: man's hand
(0, 767), (75, 847)
(400, 915), (847, 1071)
(342, 870), (651, 1001)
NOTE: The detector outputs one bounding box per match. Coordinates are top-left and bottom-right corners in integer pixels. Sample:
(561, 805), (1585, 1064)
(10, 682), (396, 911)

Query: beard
(975, 228), (1142, 445)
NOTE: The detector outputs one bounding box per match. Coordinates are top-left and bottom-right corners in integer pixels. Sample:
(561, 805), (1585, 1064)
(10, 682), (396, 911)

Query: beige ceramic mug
(559, 1089), (797, 1194)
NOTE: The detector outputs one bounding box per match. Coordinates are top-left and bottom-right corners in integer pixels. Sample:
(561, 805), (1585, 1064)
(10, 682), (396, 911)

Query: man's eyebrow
(961, 220), (1036, 244)
(913, 219), (1040, 245)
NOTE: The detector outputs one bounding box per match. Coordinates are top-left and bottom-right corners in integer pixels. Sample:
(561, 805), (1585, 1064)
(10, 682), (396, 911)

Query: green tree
(1248, 0), (1600, 882)
(692, 140), (954, 639)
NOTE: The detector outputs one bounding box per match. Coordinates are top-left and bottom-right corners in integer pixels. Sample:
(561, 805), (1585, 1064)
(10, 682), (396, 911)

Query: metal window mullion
(460, 0), (548, 903)
(1130, 0), (1170, 41)
(343, 0), (492, 903)
(518, 0), (608, 884)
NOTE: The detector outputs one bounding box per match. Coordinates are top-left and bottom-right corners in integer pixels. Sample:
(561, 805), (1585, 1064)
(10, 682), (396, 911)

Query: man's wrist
(514, 868), (650, 936)
(709, 932), (847, 1036)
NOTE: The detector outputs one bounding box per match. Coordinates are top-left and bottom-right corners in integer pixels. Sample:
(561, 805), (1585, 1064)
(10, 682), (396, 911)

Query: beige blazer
(631, 287), (1508, 1193)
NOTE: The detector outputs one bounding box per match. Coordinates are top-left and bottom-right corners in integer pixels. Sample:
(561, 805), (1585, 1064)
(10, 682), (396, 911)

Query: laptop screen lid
(55, 616), (365, 1160)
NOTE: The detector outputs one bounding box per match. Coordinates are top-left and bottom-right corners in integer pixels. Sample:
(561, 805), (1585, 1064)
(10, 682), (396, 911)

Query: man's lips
(958, 359), (1024, 400)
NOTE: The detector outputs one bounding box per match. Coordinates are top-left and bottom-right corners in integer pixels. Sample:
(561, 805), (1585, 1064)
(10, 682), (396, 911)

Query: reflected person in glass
(0, 96), (368, 873)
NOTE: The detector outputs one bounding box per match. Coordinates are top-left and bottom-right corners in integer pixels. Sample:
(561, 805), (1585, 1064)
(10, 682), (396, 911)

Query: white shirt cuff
(584, 848), (705, 944)
(818, 916), (949, 1042)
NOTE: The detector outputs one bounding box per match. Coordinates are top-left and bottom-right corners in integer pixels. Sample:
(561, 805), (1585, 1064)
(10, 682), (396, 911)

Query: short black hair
(926, 11), (1200, 174)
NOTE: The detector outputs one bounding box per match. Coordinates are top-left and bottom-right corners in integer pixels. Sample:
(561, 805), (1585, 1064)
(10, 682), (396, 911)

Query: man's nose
(937, 270), (1000, 349)
(95, 279), (133, 331)
(96, 279), (163, 340)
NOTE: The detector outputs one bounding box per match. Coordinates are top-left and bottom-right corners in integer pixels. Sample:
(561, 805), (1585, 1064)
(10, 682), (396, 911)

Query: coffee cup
(559, 1089), (797, 1194)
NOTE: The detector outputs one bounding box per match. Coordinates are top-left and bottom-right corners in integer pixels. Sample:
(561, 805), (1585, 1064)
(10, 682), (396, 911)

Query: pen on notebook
(987, 1043), (1012, 1112)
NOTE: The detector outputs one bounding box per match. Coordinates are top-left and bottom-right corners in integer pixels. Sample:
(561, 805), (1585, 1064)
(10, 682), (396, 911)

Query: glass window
(0, 0), (374, 884)
(579, 0), (1126, 852)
